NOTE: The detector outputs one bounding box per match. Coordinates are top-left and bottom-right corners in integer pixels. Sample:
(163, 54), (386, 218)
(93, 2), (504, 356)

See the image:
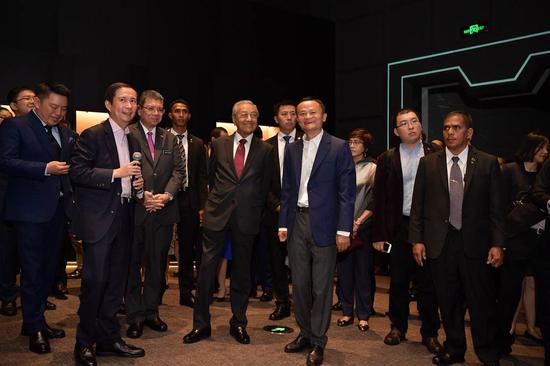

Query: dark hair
(104, 82), (134, 103)
(210, 127), (228, 141)
(444, 110), (473, 129)
(35, 82), (71, 100)
(139, 90), (163, 106)
(274, 100), (295, 115)
(393, 107), (420, 127)
(7, 85), (34, 104)
(515, 132), (549, 163)
(298, 97), (325, 114)
(348, 128), (374, 151)
(169, 99), (190, 112)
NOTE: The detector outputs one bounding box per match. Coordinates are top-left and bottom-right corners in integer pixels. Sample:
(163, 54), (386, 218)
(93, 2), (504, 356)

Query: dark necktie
(234, 139), (246, 178)
(45, 125), (61, 159)
(147, 131), (155, 160)
(449, 156), (463, 230)
(283, 135), (291, 156)
(176, 134), (188, 187)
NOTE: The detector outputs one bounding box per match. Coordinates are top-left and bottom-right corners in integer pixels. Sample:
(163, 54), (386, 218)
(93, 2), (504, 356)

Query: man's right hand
(412, 243), (427, 267)
(373, 241), (385, 252)
(278, 230), (287, 243)
(113, 161), (141, 179)
(46, 161), (70, 175)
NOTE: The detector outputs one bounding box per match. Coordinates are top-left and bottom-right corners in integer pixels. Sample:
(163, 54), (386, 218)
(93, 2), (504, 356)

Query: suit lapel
(28, 112), (55, 160)
(463, 146), (477, 196)
(310, 132), (330, 178)
(153, 128), (165, 169)
(294, 138), (304, 188)
(240, 137), (259, 179)
(438, 150), (449, 194)
(224, 136), (237, 179)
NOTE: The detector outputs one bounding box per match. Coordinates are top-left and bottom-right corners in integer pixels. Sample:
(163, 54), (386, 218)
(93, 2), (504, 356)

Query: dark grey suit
(409, 145), (505, 363)
(125, 124), (185, 323)
(193, 134), (274, 329)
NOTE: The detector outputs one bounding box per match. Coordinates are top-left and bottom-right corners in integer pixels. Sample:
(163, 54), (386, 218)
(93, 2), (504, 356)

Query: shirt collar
(169, 128), (187, 138)
(234, 132), (253, 145)
(109, 118), (129, 135)
(139, 121), (156, 135)
(445, 145), (469, 164)
(399, 140), (423, 156)
(303, 129), (323, 147)
(278, 129), (296, 141)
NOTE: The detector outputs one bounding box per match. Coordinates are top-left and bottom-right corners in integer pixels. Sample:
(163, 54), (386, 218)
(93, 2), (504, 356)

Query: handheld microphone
(132, 152), (144, 199)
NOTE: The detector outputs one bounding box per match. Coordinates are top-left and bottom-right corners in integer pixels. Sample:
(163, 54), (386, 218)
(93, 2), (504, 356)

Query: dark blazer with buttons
(129, 124), (185, 226)
(69, 119), (139, 243)
(203, 134), (274, 235)
(263, 131), (304, 227)
(408, 145), (505, 259)
(176, 132), (207, 212)
(371, 142), (436, 243)
(0, 111), (76, 223)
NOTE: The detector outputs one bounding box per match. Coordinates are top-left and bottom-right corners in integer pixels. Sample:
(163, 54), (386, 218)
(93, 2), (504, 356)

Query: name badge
(162, 150), (173, 155)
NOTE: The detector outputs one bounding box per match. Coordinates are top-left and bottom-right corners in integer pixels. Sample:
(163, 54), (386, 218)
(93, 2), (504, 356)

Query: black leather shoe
(331, 301), (342, 311)
(96, 339), (145, 358)
(337, 316), (354, 327)
(269, 303), (291, 320)
(284, 335), (312, 353)
(52, 283), (68, 300)
(29, 330), (51, 354)
(229, 325), (250, 344)
(22, 323), (65, 338)
(144, 316), (167, 332)
(0, 300), (17, 316)
(259, 289), (273, 302)
(67, 268), (82, 279)
(432, 353), (466, 365)
(179, 294), (195, 308)
(45, 300), (56, 311)
(423, 337), (443, 355)
(183, 327), (211, 344)
(117, 303), (126, 315)
(384, 328), (406, 345)
(74, 344), (97, 366)
(126, 321), (144, 338)
(307, 345), (324, 366)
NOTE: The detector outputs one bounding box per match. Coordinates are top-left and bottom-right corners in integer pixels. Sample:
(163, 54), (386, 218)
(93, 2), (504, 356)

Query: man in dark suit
(70, 82), (145, 366)
(125, 90), (186, 338)
(409, 111), (504, 366)
(531, 158), (550, 365)
(167, 99), (208, 308)
(278, 98), (355, 366)
(183, 100), (274, 345)
(263, 100), (302, 320)
(0, 82), (75, 354)
(0, 86), (37, 317)
(371, 108), (442, 353)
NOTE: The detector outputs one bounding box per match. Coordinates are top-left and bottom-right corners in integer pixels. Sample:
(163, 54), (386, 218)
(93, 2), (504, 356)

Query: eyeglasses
(16, 96), (35, 103)
(348, 140), (363, 146)
(396, 118), (420, 128)
(237, 112), (258, 119)
(141, 106), (165, 114)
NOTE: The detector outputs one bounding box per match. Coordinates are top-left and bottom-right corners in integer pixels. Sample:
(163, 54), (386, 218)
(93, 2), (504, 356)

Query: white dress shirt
(277, 129), (297, 183)
(445, 145), (469, 186)
(109, 118), (131, 198)
(232, 132), (253, 165)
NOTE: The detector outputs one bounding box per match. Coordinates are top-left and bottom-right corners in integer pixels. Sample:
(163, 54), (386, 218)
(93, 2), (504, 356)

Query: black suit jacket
(203, 134), (274, 235)
(371, 142), (436, 243)
(264, 131), (304, 226)
(129, 124), (185, 226)
(409, 146), (505, 259)
(69, 120), (139, 243)
(170, 130), (207, 212)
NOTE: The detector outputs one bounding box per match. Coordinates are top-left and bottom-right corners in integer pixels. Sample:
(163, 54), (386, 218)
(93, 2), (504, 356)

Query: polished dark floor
(0, 274), (544, 366)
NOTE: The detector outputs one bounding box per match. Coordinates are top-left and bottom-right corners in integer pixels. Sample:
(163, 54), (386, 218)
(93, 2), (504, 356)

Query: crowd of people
(0, 81), (549, 366)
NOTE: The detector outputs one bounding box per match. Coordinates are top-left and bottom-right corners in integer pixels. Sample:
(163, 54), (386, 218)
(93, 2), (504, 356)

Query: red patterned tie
(234, 138), (246, 178)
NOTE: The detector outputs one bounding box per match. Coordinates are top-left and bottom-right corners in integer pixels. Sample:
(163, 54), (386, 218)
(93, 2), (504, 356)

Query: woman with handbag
(336, 128), (377, 331)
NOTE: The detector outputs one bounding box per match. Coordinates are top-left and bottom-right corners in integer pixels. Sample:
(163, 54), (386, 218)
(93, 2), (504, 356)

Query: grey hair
(232, 100), (257, 116)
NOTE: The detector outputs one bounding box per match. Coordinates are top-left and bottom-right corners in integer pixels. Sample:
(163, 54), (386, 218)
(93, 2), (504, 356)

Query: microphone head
(132, 152), (142, 161)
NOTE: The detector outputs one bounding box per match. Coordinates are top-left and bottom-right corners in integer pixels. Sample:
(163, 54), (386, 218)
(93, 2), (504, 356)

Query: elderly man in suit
(409, 111), (504, 366)
(263, 100), (302, 320)
(167, 99), (208, 309)
(0, 82), (75, 354)
(278, 97), (356, 366)
(70, 82), (145, 366)
(125, 90), (185, 338)
(183, 100), (274, 345)
(371, 108), (442, 353)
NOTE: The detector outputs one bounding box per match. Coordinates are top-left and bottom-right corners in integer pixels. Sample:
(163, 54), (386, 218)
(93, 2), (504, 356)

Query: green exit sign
(461, 23), (489, 37)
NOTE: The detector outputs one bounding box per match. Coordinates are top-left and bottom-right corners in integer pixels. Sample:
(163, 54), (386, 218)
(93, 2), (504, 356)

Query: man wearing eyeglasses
(372, 108), (442, 354)
(183, 100), (274, 345)
(7, 86), (36, 116)
(124, 90), (186, 339)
